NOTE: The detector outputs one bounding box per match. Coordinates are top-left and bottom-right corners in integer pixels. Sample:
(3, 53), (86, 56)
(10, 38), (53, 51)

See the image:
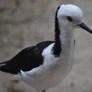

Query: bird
(0, 4), (92, 92)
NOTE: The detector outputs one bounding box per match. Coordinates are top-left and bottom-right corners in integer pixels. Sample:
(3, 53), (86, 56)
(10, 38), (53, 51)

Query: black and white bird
(0, 4), (92, 92)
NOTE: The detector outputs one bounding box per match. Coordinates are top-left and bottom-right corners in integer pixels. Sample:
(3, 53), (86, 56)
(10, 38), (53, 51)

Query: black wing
(0, 41), (54, 74)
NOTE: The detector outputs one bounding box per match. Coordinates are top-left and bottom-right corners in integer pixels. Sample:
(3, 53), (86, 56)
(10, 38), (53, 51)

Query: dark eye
(66, 16), (73, 22)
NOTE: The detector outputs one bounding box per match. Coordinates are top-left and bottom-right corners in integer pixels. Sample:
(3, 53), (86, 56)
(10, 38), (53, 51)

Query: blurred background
(0, 0), (92, 92)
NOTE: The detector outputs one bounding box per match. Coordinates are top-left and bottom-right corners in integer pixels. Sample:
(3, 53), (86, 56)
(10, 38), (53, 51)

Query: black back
(0, 41), (54, 74)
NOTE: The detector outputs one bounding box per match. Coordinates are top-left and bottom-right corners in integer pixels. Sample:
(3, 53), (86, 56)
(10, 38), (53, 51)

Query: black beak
(78, 23), (92, 34)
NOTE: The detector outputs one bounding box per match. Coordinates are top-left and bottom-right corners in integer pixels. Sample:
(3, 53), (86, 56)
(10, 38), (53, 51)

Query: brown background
(0, 0), (92, 92)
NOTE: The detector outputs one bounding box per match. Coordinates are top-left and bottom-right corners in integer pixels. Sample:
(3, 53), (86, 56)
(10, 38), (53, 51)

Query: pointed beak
(78, 22), (92, 34)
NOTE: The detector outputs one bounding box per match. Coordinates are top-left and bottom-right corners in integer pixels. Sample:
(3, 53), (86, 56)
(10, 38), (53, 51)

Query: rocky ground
(0, 0), (92, 92)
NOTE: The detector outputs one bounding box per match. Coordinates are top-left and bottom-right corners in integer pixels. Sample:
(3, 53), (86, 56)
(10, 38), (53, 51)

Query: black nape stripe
(53, 5), (62, 57)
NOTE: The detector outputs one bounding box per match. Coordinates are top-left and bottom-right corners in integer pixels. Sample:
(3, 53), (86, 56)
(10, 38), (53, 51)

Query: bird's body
(16, 39), (74, 91)
(0, 4), (92, 92)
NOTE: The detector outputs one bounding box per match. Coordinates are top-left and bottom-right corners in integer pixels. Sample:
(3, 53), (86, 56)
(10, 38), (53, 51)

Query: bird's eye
(66, 16), (73, 22)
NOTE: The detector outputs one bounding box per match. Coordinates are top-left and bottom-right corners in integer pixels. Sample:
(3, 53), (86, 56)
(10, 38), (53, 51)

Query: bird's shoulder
(14, 41), (54, 58)
(12, 41), (53, 57)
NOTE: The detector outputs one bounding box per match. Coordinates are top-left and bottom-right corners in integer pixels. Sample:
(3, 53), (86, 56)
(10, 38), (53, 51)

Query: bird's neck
(53, 22), (74, 57)
(59, 26), (74, 49)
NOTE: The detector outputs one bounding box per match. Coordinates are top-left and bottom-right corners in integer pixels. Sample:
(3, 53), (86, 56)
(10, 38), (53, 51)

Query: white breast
(16, 41), (74, 91)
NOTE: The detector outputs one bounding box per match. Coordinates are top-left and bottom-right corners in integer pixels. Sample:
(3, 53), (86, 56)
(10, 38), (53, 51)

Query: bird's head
(56, 4), (92, 33)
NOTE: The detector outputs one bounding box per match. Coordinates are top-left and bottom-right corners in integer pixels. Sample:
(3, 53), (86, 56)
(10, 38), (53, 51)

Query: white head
(56, 4), (92, 33)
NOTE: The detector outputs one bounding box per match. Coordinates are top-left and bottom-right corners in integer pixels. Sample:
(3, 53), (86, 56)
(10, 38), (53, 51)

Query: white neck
(59, 25), (74, 51)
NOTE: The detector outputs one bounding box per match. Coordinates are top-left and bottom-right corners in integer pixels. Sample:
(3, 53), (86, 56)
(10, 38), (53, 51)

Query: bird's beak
(78, 22), (92, 34)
